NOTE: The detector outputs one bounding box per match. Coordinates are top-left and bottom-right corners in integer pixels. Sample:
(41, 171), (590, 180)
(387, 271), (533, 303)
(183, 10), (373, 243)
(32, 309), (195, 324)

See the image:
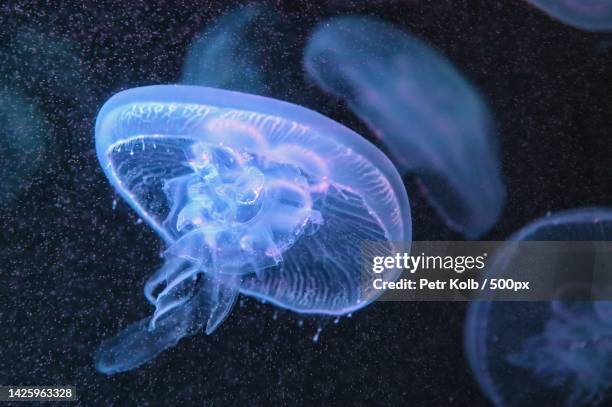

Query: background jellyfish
(526, 0), (612, 31)
(181, 5), (270, 94)
(465, 208), (612, 406)
(0, 84), (45, 206)
(0, 26), (87, 108)
(0, 26), (87, 209)
(94, 85), (411, 374)
(181, 4), (304, 103)
(303, 16), (505, 239)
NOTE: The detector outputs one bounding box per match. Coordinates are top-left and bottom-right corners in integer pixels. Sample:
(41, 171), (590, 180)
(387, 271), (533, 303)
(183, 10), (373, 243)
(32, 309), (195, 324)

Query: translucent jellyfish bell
(526, 0), (612, 31)
(181, 5), (271, 94)
(181, 4), (302, 103)
(94, 85), (411, 374)
(304, 16), (505, 238)
(465, 208), (612, 406)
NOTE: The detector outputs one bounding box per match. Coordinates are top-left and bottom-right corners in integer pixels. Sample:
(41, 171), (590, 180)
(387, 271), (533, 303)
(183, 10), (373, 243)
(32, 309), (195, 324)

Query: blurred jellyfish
(304, 16), (504, 238)
(0, 26), (86, 105)
(0, 84), (45, 206)
(181, 4), (302, 102)
(526, 0), (612, 31)
(181, 5), (268, 93)
(94, 85), (411, 374)
(465, 208), (612, 406)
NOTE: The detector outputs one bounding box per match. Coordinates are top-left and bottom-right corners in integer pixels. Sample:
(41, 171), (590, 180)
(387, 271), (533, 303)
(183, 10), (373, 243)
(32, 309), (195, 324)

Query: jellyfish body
(526, 0), (612, 31)
(304, 16), (504, 238)
(94, 85), (411, 373)
(0, 84), (45, 206)
(465, 208), (612, 406)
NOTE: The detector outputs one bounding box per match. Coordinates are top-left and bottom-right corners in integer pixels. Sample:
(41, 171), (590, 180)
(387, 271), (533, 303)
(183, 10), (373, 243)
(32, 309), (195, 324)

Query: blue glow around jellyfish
(0, 84), (45, 206)
(304, 16), (505, 238)
(465, 208), (612, 406)
(94, 85), (411, 374)
(526, 0), (612, 31)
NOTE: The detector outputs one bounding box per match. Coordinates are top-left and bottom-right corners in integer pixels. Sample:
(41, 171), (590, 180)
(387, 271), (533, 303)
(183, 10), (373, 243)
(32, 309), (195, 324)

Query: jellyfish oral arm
(145, 255), (240, 336)
(94, 268), (239, 375)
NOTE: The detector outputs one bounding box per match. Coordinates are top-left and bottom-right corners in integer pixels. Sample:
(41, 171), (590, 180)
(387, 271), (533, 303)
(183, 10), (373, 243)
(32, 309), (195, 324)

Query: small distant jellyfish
(0, 84), (45, 206)
(1, 26), (86, 105)
(304, 16), (505, 238)
(181, 5), (268, 94)
(465, 208), (612, 406)
(181, 4), (299, 102)
(526, 0), (612, 31)
(94, 85), (411, 374)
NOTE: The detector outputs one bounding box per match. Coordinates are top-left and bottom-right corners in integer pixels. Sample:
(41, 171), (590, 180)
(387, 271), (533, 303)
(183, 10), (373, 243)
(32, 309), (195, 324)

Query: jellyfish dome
(94, 85), (411, 374)
(304, 16), (505, 238)
(465, 208), (612, 406)
(526, 0), (612, 32)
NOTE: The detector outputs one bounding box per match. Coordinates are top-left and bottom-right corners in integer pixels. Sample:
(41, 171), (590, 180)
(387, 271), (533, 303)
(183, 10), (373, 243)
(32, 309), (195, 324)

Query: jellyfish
(0, 84), (45, 206)
(526, 0), (612, 31)
(181, 4), (301, 102)
(181, 5), (269, 94)
(94, 85), (411, 374)
(303, 16), (505, 238)
(0, 26), (86, 106)
(465, 208), (612, 406)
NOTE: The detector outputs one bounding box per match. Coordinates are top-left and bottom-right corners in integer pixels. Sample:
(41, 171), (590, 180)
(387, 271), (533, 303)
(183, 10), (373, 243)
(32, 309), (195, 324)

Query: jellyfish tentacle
(205, 274), (240, 334)
(94, 280), (208, 375)
(144, 256), (184, 304)
(95, 270), (239, 375)
(149, 261), (201, 329)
